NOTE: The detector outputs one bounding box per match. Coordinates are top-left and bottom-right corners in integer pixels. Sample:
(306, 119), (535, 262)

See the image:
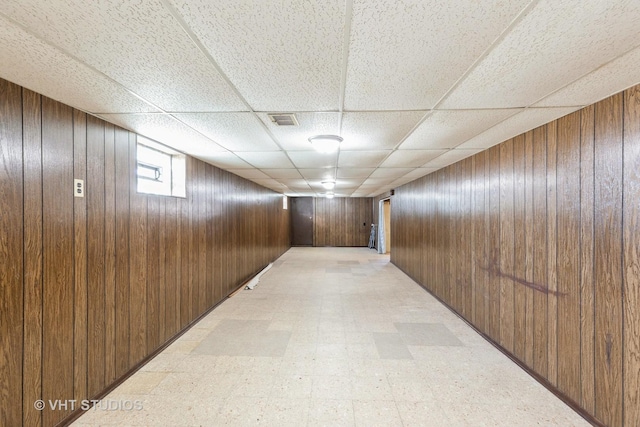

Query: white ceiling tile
(335, 179), (366, 189)
(288, 151), (338, 169)
(441, 0), (640, 109)
(0, 16), (160, 114)
(423, 149), (482, 168)
(228, 169), (270, 179)
(257, 112), (340, 151)
(252, 178), (288, 188)
(99, 113), (227, 158)
(195, 151), (254, 169)
(298, 169), (337, 180)
(337, 168), (376, 178)
(340, 112), (426, 150)
(455, 107), (580, 150)
(174, 113), (279, 151)
(345, 0), (532, 110)
(399, 109), (522, 150)
(170, 0), (344, 111)
(362, 178), (396, 186)
(261, 169), (303, 179)
(338, 151), (391, 168)
(379, 150), (446, 168)
(1, 0), (246, 112)
(234, 151), (295, 169)
(368, 168), (415, 178)
(399, 168), (438, 181)
(533, 46), (640, 107)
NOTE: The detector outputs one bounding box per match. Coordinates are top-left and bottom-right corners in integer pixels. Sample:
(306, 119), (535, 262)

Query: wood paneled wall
(313, 197), (372, 247)
(0, 78), (290, 427)
(390, 84), (640, 427)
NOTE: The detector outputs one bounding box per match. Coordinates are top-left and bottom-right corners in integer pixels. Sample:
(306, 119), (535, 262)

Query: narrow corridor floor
(72, 247), (589, 426)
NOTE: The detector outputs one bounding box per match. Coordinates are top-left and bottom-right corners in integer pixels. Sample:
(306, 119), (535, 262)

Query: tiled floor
(72, 247), (589, 426)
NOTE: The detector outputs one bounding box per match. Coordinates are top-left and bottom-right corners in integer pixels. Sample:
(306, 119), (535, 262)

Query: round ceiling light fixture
(308, 135), (343, 153)
(325, 192), (335, 199)
(321, 181), (335, 190)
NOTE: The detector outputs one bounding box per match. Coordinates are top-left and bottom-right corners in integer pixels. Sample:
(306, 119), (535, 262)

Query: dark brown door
(291, 197), (314, 246)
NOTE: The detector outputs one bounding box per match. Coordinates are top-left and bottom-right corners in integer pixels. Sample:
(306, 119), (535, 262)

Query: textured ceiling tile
(368, 168), (415, 178)
(288, 151), (338, 169)
(379, 150), (446, 168)
(234, 151), (295, 169)
(99, 113), (227, 158)
(0, 17), (160, 114)
(399, 167), (438, 181)
(0, 0), (246, 112)
(298, 169), (337, 180)
(227, 169), (270, 179)
(194, 151), (254, 169)
(261, 169), (303, 179)
(257, 112), (340, 151)
(362, 177), (396, 186)
(441, 0), (640, 109)
(338, 151), (391, 168)
(423, 149), (483, 168)
(345, 0), (532, 110)
(171, 0), (344, 111)
(337, 168), (375, 178)
(173, 113), (279, 151)
(253, 178), (288, 188)
(340, 112), (426, 150)
(533, 46), (640, 107)
(399, 109), (522, 150)
(455, 107), (580, 149)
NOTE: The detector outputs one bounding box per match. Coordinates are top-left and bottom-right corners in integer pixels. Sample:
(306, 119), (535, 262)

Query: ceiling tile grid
(0, 0), (247, 112)
(169, 0), (345, 111)
(1, 0), (639, 197)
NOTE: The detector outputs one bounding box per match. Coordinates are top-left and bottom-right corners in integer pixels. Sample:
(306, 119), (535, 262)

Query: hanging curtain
(378, 200), (386, 254)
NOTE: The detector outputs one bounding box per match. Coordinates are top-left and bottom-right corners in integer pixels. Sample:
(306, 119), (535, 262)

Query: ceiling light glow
(308, 135), (343, 153)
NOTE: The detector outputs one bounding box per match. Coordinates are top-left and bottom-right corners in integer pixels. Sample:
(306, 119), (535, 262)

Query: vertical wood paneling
(532, 125), (548, 377)
(2, 76), (291, 427)
(500, 138), (515, 352)
(311, 197), (372, 247)
(547, 120), (559, 387)
(488, 146), (501, 341)
(472, 152), (486, 332)
(73, 110), (88, 402)
(42, 96), (74, 426)
(22, 88), (43, 427)
(594, 93), (624, 427)
(523, 130), (535, 368)
(86, 115), (105, 397)
(556, 111), (582, 400)
(513, 134), (527, 361)
(623, 84), (640, 427)
(146, 196), (160, 353)
(580, 104), (596, 414)
(388, 84), (640, 427)
(0, 79), (23, 427)
(104, 124), (116, 383)
(129, 135), (147, 365)
(114, 127), (130, 378)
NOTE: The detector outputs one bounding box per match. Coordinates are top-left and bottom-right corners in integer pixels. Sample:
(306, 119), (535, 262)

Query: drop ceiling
(1, 0), (639, 197)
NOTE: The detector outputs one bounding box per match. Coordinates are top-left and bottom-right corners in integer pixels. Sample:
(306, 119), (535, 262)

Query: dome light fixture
(321, 181), (335, 190)
(308, 135), (343, 153)
(325, 192), (335, 199)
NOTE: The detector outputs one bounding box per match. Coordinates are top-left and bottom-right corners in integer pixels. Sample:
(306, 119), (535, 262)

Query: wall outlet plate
(74, 179), (84, 198)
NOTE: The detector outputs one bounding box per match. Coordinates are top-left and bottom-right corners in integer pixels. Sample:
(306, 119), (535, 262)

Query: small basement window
(136, 136), (186, 197)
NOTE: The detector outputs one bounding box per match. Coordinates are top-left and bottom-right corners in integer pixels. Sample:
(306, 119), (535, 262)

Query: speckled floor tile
(72, 247), (590, 427)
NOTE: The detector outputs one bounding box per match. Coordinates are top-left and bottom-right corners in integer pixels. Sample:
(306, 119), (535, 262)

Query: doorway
(378, 198), (391, 254)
